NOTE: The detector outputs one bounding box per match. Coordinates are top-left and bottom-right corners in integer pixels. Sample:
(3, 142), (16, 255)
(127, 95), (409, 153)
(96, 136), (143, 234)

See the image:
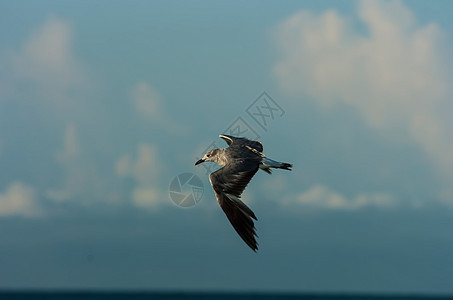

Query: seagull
(195, 134), (292, 251)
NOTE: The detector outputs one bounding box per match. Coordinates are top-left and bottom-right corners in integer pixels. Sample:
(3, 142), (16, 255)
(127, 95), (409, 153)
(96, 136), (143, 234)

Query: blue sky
(1, 0), (453, 294)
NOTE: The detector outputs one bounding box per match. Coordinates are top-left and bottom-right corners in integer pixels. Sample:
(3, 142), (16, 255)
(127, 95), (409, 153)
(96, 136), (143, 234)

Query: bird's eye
(206, 154), (211, 157)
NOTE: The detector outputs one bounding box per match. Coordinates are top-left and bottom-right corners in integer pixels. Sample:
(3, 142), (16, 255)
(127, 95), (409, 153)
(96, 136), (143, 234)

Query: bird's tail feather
(260, 158), (292, 173)
(245, 145), (292, 173)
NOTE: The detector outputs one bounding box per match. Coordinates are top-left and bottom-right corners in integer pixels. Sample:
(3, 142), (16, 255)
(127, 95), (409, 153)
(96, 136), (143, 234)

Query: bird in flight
(195, 134), (292, 251)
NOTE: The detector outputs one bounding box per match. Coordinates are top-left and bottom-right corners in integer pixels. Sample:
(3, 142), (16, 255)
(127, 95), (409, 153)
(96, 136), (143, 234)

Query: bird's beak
(195, 158), (205, 166)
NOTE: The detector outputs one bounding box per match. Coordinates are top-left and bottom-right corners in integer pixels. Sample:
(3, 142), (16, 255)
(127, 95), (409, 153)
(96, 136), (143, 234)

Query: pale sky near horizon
(1, 0), (453, 294)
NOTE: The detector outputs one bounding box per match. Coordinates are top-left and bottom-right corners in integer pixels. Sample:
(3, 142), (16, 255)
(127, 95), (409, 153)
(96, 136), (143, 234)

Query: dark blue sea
(0, 292), (451, 300)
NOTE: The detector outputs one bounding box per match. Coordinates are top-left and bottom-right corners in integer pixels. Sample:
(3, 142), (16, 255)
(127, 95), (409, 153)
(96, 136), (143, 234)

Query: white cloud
(1, 17), (111, 208)
(47, 123), (110, 204)
(132, 187), (160, 208)
(296, 184), (396, 210)
(130, 81), (189, 135)
(56, 123), (80, 164)
(115, 143), (160, 184)
(132, 82), (160, 118)
(47, 124), (82, 202)
(273, 1), (453, 191)
(1, 16), (85, 105)
(115, 155), (133, 177)
(45, 189), (71, 203)
(0, 182), (40, 217)
(115, 143), (164, 209)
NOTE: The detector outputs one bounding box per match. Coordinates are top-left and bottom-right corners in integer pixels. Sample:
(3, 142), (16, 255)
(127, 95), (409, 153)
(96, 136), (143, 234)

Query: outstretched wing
(209, 159), (260, 251)
(219, 134), (263, 152)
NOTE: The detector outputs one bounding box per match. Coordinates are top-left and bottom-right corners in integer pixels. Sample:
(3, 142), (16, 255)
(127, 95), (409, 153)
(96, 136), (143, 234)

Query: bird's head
(195, 149), (219, 165)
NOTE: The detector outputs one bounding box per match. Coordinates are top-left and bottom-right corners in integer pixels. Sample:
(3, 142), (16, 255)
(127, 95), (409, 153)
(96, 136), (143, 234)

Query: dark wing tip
(209, 160), (260, 252)
(218, 193), (259, 252)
